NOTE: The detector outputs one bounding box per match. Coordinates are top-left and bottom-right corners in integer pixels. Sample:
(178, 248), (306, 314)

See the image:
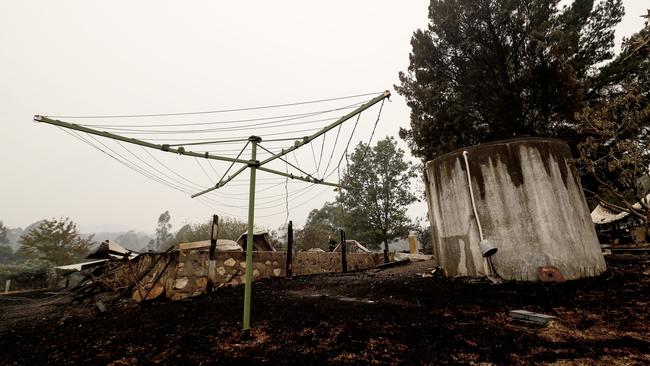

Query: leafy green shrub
(0, 259), (53, 290)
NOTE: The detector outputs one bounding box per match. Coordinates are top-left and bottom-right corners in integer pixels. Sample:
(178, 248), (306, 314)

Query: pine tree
(396, 0), (624, 162)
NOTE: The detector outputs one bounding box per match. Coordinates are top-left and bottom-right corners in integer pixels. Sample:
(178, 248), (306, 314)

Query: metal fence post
(383, 238), (389, 263)
(340, 229), (347, 273)
(207, 214), (219, 288)
(286, 221), (293, 277)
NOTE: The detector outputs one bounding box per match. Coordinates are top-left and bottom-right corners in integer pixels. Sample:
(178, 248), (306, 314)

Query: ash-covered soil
(1, 256), (649, 365)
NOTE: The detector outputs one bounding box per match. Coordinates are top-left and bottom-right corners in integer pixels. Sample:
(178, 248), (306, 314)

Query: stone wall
(170, 251), (286, 300)
(132, 250), (388, 301)
(292, 252), (388, 275)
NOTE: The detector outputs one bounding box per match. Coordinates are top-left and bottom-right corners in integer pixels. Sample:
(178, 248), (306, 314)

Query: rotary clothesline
(34, 90), (390, 331)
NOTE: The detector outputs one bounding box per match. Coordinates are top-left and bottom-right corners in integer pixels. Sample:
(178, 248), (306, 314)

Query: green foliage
(154, 210), (173, 250)
(297, 138), (419, 250)
(269, 224), (290, 250)
(268, 228), (286, 250)
(164, 216), (248, 249)
(0, 221), (8, 245)
(339, 137), (419, 247)
(214, 217), (248, 241)
(0, 259), (52, 290)
(396, 0), (624, 162)
(590, 9), (650, 95)
(173, 222), (211, 245)
(0, 245), (23, 265)
(413, 217), (432, 250)
(576, 12), (650, 214)
(295, 221), (334, 251)
(17, 217), (92, 266)
(294, 202), (342, 250)
(576, 86), (650, 219)
(306, 201), (342, 233)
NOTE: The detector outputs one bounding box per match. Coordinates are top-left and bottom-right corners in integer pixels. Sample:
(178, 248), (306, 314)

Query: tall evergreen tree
(396, 0), (624, 162)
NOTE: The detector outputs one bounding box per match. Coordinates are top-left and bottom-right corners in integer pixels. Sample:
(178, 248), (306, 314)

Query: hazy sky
(1, 1), (647, 234)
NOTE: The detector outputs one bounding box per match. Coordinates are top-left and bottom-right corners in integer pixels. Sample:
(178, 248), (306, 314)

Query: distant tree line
(146, 210), (251, 251)
(0, 212), (257, 289)
(0, 218), (93, 290)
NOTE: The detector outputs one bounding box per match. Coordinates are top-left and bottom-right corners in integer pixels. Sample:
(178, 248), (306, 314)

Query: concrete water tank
(425, 138), (606, 281)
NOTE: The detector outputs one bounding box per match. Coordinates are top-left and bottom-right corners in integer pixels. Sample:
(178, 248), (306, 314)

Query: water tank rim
(425, 137), (568, 166)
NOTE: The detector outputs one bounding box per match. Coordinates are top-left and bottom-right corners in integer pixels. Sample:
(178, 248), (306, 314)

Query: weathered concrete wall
(425, 138), (606, 281)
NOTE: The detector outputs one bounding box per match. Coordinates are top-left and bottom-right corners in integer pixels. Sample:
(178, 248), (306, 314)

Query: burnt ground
(1, 255), (649, 365)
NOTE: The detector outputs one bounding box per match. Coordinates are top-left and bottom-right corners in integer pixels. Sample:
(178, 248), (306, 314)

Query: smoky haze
(0, 1), (646, 233)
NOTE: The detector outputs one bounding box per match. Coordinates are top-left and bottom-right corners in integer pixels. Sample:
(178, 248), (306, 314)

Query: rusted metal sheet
(537, 266), (565, 282)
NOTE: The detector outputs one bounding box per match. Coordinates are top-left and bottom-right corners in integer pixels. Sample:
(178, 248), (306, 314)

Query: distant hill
(5, 220), (43, 251)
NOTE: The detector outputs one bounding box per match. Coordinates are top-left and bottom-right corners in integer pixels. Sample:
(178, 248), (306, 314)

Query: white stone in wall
(224, 258), (236, 267)
(217, 267), (226, 276)
(175, 277), (189, 289)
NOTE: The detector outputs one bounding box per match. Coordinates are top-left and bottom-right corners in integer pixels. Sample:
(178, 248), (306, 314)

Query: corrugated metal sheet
(590, 193), (650, 224)
(55, 259), (107, 271)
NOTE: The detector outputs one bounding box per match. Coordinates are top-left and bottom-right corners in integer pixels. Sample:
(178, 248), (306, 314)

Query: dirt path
(0, 256), (649, 365)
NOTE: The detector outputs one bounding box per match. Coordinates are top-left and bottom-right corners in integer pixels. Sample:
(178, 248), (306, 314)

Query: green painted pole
(242, 136), (260, 330)
(190, 90), (389, 199)
(258, 91), (390, 166)
(192, 164), (250, 198)
(33, 115), (250, 165)
(256, 166), (343, 188)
